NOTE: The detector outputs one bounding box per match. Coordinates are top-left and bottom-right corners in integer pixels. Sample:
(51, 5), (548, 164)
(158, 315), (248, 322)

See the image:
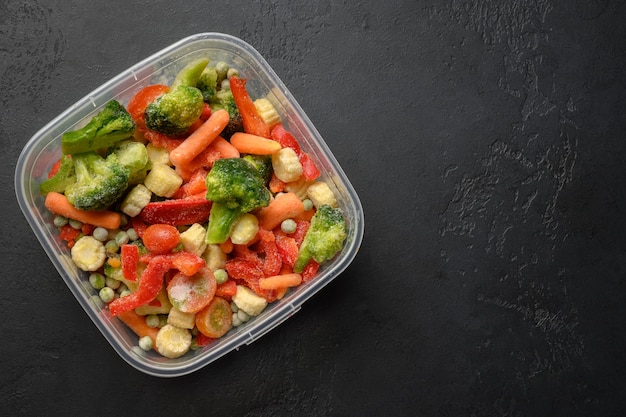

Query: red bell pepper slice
(121, 244), (139, 282)
(258, 229), (282, 277)
(215, 279), (237, 301)
(196, 332), (215, 347)
(270, 124), (320, 180)
(225, 259), (264, 281)
(59, 224), (81, 248)
(47, 157), (63, 178)
(293, 220), (310, 246)
(200, 102), (212, 121)
(139, 199), (211, 226)
(172, 168), (208, 199)
(130, 216), (148, 239)
(139, 251), (206, 277)
(301, 260), (319, 283)
(143, 129), (184, 152)
(108, 256), (171, 316)
(230, 76), (270, 138)
(127, 84), (169, 129)
(274, 231), (299, 268)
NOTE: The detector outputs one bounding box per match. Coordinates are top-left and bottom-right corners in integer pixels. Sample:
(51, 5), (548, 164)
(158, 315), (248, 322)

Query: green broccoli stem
(61, 100), (135, 155)
(205, 202), (244, 244)
(39, 155), (75, 195)
(171, 58), (209, 89)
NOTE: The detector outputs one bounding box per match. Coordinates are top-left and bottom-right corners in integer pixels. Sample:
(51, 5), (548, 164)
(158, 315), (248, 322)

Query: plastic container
(14, 33), (364, 377)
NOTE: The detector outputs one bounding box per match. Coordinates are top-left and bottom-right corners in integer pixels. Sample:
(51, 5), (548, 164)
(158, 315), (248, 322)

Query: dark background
(2, 1), (625, 415)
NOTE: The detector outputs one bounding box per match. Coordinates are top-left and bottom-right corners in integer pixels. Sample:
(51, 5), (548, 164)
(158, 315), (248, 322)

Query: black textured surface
(2, 1), (626, 415)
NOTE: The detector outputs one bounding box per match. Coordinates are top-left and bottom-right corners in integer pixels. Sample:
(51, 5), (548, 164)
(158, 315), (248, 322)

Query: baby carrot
(230, 132), (282, 155)
(256, 192), (305, 231)
(259, 273), (302, 290)
(44, 191), (121, 229)
(117, 310), (160, 352)
(210, 136), (240, 159)
(169, 109), (230, 167)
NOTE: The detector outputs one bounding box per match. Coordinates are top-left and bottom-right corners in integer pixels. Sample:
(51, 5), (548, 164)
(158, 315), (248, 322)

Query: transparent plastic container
(14, 33), (364, 377)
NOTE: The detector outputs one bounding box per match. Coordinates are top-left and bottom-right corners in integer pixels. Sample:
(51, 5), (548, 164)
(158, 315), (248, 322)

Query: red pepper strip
(301, 260), (319, 283)
(229, 76), (270, 138)
(293, 220), (310, 246)
(299, 153), (321, 181)
(143, 130), (184, 152)
(215, 279), (237, 301)
(127, 84), (169, 129)
(108, 256), (171, 316)
(139, 199), (211, 226)
(121, 244), (139, 282)
(200, 102), (212, 121)
(130, 216), (148, 239)
(271, 124), (320, 181)
(81, 223), (95, 236)
(274, 231), (299, 268)
(258, 229), (282, 277)
(196, 333), (215, 347)
(48, 157), (63, 178)
(59, 224), (81, 248)
(172, 168), (208, 199)
(225, 259), (264, 281)
(231, 244), (264, 267)
(139, 251), (205, 277)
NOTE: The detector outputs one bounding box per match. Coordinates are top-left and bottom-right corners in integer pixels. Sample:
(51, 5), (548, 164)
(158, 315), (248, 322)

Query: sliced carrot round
(195, 296), (232, 338)
(166, 267), (216, 313)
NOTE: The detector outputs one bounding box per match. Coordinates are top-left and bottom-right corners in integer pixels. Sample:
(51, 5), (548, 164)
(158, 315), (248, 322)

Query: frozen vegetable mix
(39, 58), (348, 360)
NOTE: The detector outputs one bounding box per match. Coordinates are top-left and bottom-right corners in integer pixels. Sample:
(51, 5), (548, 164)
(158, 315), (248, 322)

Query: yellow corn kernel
(146, 143), (171, 165)
(120, 184), (152, 217)
(180, 223), (207, 256)
(272, 147), (303, 182)
(166, 307), (196, 329)
(284, 176), (313, 200)
(254, 98), (281, 128)
(144, 164), (183, 197)
(202, 244), (227, 271)
(230, 213), (259, 245)
(155, 324), (192, 358)
(306, 181), (338, 208)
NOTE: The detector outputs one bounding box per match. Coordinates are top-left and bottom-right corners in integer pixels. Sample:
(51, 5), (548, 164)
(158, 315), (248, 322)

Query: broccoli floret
(61, 100), (135, 155)
(39, 154), (75, 195)
(242, 154), (273, 185)
(211, 88), (243, 138)
(293, 204), (347, 273)
(144, 85), (205, 136)
(205, 158), (271, 244)
(197, 66), (218, 102)
(143, 59), (209, 136)
(64, 151), (130, 211)
(108, 140), (150, 184)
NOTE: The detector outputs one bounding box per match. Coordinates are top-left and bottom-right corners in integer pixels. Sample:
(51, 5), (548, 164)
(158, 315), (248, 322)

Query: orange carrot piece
(169, 109), (230, 167)
(256, 192), (305, 231)
(259, 273), (302, 290)
(219, 239), (234, 254)
(293, 207), (315, 222)
(269, 173), (286, 193)
(230, 132), (282, 155)
(117, 310), (160, 352)
(44, 192), (121, 229)
(275, 287), (289, 300)
(210, 136), (240, 159)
